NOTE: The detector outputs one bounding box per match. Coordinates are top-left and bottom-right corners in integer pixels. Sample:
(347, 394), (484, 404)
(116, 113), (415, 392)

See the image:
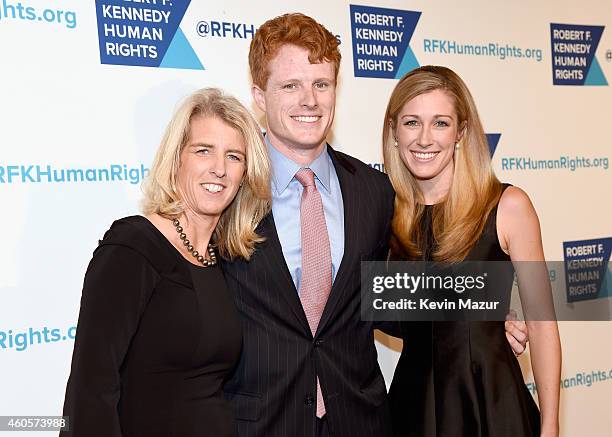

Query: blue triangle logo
(395, 47), (419, 79)
(585, 57), (608, 86)
(599, 266), (612, 298)
(486, 133), (501, 157)
(160, 27), (204, 70)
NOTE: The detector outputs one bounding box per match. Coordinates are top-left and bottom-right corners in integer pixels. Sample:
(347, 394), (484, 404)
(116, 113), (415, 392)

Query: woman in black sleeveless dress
(381, 66), (561, 437)
(61, 89), (271, 437)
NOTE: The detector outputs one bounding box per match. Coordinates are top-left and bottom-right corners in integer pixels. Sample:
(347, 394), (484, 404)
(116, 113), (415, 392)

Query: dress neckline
(137, 215), (218, 271)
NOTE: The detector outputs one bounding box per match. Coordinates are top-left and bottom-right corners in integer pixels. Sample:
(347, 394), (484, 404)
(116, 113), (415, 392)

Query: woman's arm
(498, 186), (561, 437)
(61, 244), (158, 437)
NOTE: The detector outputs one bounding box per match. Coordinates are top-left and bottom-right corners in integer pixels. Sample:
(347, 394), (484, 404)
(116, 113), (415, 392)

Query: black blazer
(222, 147), (395, 437)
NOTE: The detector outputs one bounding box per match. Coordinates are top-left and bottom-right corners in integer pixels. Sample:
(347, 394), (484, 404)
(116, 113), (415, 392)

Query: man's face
(252, 44), (336, 157)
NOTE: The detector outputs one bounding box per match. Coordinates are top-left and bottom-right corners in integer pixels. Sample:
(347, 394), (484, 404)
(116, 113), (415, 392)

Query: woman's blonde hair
(142, 88), (271, 260)
(382, 66), (502, 262)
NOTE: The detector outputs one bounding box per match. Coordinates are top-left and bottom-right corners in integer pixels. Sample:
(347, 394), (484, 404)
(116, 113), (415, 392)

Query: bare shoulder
(498, 186), (536, 218)
(496, 185), (544, 259)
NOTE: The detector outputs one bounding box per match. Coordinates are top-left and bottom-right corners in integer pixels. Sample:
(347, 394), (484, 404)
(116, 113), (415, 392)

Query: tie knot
(295, 168), (316, 188)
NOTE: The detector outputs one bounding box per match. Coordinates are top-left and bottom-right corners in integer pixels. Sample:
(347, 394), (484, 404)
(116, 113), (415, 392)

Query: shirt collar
(266, 136), (332, 195)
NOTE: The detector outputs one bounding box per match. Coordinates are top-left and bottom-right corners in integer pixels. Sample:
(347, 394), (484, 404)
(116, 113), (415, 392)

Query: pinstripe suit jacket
(222, 147), (395, 437)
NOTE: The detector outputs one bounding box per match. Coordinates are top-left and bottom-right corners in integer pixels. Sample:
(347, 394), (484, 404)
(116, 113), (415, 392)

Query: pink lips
(411, 151), (439, 162)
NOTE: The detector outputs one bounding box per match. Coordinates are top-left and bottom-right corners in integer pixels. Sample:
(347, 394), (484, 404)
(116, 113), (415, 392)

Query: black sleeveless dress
(388, 187), (541, 437)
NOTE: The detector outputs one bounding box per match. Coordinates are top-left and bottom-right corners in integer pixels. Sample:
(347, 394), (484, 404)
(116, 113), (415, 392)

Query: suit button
(314, 338), (323, 347)
(304, 395), (315, 406)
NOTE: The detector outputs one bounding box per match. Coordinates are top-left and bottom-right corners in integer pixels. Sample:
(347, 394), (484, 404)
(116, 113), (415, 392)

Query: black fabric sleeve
(61, 244), (159, 437)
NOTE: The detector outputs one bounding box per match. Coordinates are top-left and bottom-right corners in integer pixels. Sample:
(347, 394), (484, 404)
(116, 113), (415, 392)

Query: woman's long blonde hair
(382, 66), (502, 262)
(142, 88), (271, 260)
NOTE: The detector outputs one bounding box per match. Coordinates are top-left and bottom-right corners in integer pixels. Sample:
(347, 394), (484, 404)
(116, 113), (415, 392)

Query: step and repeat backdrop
(1, 0), (611, 435)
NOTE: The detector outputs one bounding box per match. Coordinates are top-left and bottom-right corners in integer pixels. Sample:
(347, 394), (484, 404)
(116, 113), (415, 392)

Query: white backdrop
(1, 0), (611, 435)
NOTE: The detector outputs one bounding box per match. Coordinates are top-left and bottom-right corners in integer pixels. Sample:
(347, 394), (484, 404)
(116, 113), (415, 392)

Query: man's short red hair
(249, 13), (341, 89)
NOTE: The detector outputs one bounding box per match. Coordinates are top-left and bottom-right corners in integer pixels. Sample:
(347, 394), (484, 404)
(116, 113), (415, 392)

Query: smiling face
(252, 44), (336, 161)
(176, 115), (246, 222)
(395, 89), (463, 187)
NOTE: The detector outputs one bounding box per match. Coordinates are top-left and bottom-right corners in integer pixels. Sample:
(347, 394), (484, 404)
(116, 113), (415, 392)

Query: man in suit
(222, 13), (528, 437)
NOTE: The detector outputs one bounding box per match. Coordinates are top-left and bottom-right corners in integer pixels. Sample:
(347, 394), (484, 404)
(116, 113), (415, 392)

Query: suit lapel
(259, 212), (312, 335)
(317, 147), (359, 333)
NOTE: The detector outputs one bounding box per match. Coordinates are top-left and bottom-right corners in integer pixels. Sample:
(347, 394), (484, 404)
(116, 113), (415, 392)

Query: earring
(393, 138), (399, 148)
(455, 142), (461, 150)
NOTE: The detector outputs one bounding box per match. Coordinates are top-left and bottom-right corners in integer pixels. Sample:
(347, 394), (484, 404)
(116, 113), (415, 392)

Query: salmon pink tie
(294, 168), (332, 418)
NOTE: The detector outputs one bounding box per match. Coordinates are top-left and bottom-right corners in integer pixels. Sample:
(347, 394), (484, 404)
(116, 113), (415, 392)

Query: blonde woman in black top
(61, 88), (271, 437)
(382, 66), (561, 437)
